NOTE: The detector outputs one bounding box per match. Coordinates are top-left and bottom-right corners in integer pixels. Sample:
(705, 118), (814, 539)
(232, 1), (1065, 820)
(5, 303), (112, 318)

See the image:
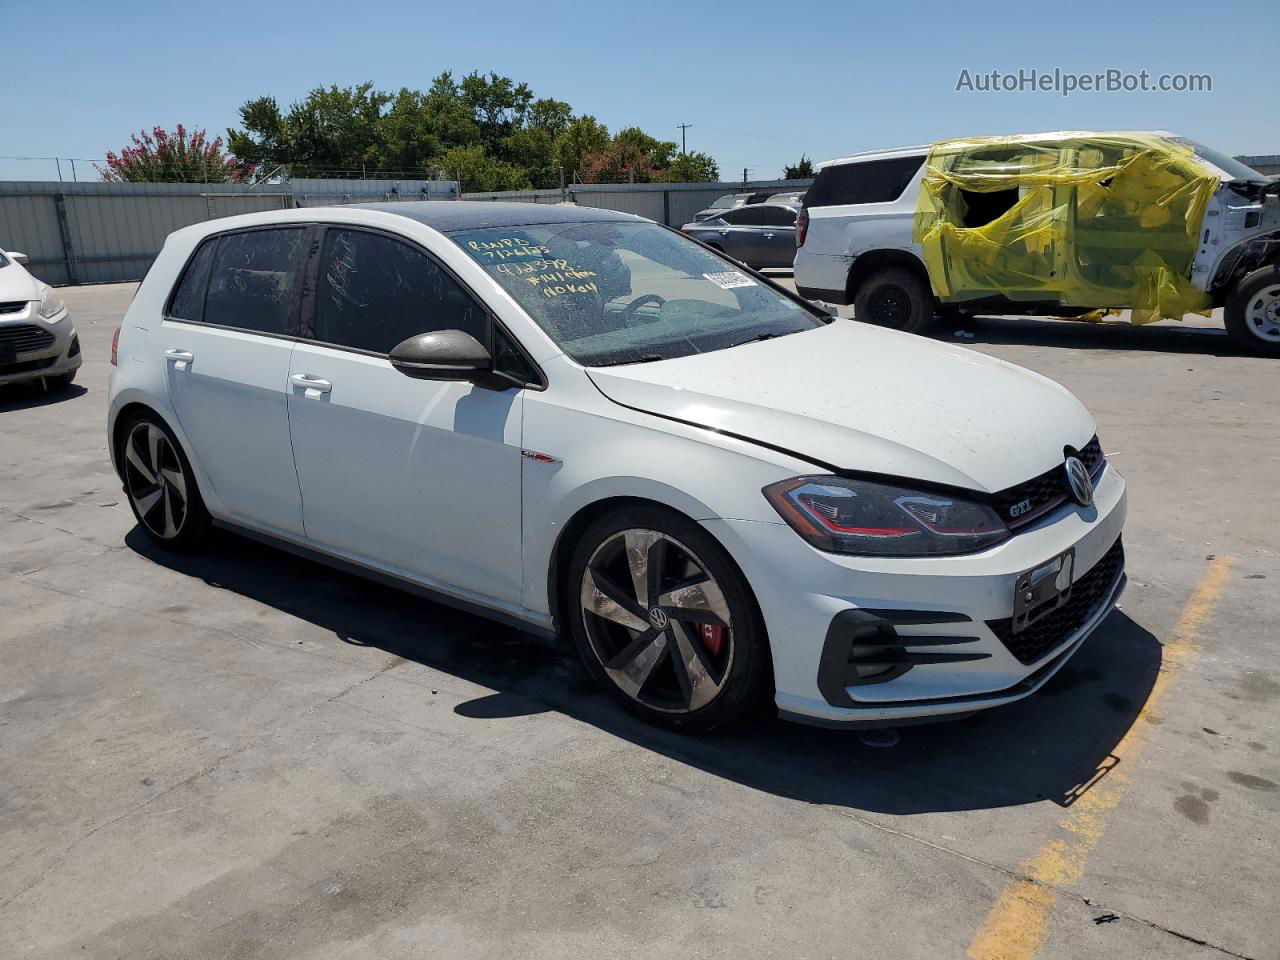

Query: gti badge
(1064, 456), (1094, 507)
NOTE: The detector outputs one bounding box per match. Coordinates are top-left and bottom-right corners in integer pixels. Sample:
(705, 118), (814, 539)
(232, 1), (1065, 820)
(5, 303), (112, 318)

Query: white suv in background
(794, 134), (1280, 354)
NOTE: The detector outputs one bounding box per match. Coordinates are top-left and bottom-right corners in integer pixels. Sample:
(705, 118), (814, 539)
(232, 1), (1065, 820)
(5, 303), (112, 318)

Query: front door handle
(290, 373), (332, 394)
(718, 230), (729, 236)
(164, 349), (194, 363)
(763, 233), (775, 239)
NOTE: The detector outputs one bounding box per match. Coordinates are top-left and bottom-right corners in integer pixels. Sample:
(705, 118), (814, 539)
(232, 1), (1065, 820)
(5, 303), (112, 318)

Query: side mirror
(8, 251), (29, 266)
(810, 300), (838, 317)
(389, 330), (492, 382)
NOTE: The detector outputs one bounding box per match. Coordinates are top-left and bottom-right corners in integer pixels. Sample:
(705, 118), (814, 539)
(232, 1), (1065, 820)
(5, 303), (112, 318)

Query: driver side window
(312, 228), (487, 353)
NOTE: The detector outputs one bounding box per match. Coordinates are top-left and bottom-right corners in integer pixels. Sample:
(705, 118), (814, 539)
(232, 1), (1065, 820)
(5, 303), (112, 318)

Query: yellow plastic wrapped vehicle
(794, 131), (1280, 353)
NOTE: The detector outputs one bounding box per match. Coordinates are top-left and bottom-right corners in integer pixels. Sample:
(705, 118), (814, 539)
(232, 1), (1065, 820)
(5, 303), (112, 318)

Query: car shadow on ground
(127, 526), (1162, 817)
(931, 314), (1252, 357)
(0, 381), (87, 412)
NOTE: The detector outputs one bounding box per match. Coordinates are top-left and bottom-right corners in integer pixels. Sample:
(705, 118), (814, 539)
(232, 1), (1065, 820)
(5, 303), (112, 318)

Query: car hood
(0, 262), (41, 303)
(586, 321), (1096, 492)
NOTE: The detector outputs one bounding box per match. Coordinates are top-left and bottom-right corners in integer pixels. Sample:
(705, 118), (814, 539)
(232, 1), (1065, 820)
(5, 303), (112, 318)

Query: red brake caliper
(698, 623), (726, 657)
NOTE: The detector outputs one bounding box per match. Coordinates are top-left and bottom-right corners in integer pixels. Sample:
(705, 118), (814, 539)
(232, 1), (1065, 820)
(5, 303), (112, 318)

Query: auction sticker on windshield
(703, 271), (756, 289)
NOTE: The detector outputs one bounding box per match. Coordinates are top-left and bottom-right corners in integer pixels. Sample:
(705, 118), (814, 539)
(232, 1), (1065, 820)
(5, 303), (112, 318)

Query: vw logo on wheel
(1064, 456), (1094, 507)
(648, 607), (670, 630)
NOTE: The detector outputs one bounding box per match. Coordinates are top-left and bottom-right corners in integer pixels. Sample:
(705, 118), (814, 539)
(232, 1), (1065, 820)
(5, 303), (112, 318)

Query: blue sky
(3, 0), (1275, 181)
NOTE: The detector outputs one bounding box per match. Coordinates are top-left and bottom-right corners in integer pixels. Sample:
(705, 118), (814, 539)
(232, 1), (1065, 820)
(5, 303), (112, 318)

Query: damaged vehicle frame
(794, 131), (1280, 354)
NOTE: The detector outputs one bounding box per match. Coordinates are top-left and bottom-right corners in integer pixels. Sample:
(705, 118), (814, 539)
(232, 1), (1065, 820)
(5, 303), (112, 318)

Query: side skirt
(211, 518), (561, 646)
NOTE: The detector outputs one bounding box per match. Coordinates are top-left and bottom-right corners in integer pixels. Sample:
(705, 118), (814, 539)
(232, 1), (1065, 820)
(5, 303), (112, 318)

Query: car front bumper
(703, 462), (1128, 726)
(0, 302), (81, 386)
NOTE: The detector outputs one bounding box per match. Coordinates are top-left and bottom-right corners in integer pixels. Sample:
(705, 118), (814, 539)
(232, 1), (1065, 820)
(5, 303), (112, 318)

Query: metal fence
(461, 179), (814, 228)
(0, 177), (809, 286)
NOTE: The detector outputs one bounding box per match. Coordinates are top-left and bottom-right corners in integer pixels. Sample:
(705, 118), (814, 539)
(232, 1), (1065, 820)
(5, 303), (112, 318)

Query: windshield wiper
(728, 332), (787, 349)
(592, 354), (665, 367)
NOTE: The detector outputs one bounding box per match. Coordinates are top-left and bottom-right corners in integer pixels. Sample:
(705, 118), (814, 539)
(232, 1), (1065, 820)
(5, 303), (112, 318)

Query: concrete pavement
(2, 281), (1277, 959)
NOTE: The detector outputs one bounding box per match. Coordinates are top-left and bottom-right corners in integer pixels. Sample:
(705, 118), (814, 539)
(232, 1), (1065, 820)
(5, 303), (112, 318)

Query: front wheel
(566, 507), (770, 732)
(1225, 265), (1280, 356)
(853, 267), (936, 334)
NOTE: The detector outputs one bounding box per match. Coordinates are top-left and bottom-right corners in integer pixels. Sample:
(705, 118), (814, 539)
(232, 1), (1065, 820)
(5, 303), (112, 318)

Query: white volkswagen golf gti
(107, 202), (1126, 731)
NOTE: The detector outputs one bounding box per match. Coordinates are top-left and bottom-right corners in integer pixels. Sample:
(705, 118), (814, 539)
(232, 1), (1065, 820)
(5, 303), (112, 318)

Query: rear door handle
(164, 349), (194, 363)
(763, 233), (775, 239)
(290, 373), (332, 394)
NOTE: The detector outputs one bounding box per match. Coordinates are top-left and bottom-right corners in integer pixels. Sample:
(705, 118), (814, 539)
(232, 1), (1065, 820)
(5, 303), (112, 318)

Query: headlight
(38, 287), (66, 320)
(763, 476), (1009, 557)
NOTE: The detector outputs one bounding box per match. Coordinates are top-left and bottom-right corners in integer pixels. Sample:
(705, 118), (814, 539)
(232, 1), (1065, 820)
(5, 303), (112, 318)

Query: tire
(119, 412), (211, 551)
(566, 505), (771, 733)
(1225, 265), (1280, 357)
(853, 267), (936, 334)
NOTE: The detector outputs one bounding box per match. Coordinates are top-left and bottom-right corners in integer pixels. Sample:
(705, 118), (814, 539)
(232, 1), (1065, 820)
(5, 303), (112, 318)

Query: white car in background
(0, 247), (81, 389)
(107, 203), (1126, 732)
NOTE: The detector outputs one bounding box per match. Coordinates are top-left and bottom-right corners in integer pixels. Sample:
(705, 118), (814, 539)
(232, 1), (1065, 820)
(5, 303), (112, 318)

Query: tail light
(110, 326), (120, 366)
(795, 207), (809, 247)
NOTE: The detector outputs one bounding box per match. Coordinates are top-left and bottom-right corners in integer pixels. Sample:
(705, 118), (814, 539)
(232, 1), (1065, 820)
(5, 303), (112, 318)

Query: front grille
(991, 436), (1104, 529)
(0, 323), (56, 355)
(0, 355), (56, 376)
(988, 537), (1125, 665)
(0, 301), (29, 315)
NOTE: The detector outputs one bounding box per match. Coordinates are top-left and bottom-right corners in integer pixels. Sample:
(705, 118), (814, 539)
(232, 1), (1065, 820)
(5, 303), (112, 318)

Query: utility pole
(743, 167), (748, 191)
(677, 123), (692, 154)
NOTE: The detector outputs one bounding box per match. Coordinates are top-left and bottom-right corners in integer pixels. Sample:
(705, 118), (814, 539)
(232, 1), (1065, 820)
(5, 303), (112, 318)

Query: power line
(676, 123), (692, 154)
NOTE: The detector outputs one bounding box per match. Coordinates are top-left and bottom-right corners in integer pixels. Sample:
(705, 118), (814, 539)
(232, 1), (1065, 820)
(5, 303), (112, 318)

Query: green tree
(784, 155), (815, 179)
(579, 127), (679, 183)
(553, 115), (610, 180)
(658, 151), (720, 183)
(102, 125), (245, 182)
(438, 144), (532, 192)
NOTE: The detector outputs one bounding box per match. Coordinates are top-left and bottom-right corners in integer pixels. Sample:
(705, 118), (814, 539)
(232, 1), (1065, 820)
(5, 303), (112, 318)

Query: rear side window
(204, 228), (306, 334)
(168, 239), (217, 321)
(758, 206), (797, 226)
(805, 156), (924, 208)
(312, 228), (487, 354)
(721, 207), (764, 226)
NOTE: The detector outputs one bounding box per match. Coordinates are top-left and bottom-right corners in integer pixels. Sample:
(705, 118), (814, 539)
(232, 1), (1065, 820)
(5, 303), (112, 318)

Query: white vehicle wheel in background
(1226, 265), (1280, 357)
(853, 267), (935, 335)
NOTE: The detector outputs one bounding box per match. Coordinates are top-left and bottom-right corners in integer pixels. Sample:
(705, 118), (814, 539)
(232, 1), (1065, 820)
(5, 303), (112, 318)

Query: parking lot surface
(3, 281), (1278, 960)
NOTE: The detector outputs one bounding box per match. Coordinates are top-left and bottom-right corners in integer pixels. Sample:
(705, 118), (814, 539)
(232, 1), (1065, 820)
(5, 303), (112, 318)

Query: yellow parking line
(967, 556), (1235, 960)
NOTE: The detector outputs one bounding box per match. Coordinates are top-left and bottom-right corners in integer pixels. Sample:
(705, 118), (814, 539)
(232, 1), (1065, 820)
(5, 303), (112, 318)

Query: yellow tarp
(912, 132), (1219, 323)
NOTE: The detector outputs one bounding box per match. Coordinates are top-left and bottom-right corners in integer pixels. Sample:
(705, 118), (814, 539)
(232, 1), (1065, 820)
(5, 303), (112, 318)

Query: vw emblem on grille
(648, 607), (670, 630)
(1064, 456), (1094, 508)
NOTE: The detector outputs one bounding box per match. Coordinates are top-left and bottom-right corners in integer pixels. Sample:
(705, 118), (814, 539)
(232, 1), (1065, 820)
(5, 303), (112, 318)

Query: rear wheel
(853, 267), (935, 334)
(120, 414), (211, 551)
(566, 506), (770, 732)
(1225, 265), (1280, 356)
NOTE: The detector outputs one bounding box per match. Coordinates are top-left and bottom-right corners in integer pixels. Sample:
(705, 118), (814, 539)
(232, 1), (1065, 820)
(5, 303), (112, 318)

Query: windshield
(1172, 138), (1265, 182)
(451, 220), (826, 366)
(709, 195), (739, 209)
(0, 252), (9, 269)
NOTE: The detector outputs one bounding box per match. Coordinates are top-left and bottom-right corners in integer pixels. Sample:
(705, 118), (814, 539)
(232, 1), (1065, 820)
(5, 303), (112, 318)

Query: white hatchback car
(0, 247), (81, 389)
(108, 203), (1126, 731)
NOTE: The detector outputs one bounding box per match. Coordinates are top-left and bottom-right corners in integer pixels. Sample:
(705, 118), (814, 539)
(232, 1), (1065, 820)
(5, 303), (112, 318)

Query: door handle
(764, 233), (775, 239)
(290, 373), (332, 394)
(164, 349), (194, 363)
(718, 230), (729, 236)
